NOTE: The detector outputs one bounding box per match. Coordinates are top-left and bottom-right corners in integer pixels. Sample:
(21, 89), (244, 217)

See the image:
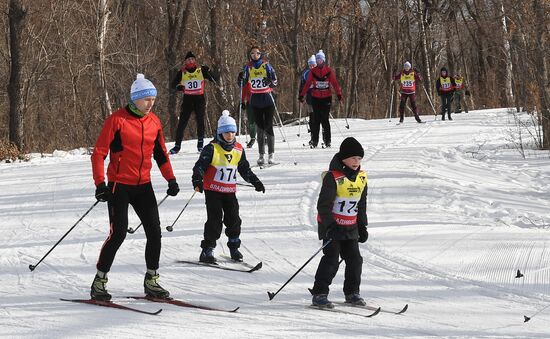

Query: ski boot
(144, 271), (170, 299)
(246, 138), (256, 148)
(197, 139), (204, 152)
(267, 153), (275, 165)
(227, 238), (243, 262)
(169, 145), (181, 155)
(257, 154), (265, 166)
(311, 294), (334, 309)
(345, 293), (366, 306)
(199, 247), (217, 264)
(90, 273), (111, 301)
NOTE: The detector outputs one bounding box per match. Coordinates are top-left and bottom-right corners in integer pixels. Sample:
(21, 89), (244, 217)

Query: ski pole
(127, 194), (170, 234)
(524, 303), (550, 323)
(238, 77), (244, 137)
(342, 101), (350, 129)
(29, 201), (100, 271)
(166, 191), (197, 232)
(267, 239), (332, 300)
(423, 85), (437, 119)
(269, 92), (298, 165)
(329, 112), (346, 139)
(297, 102), (303, 137)
(268, 93), (287, 142)
(389, 83), (395, 122)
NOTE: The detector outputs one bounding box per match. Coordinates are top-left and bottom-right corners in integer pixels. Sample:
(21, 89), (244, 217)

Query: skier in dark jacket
(310, 137), (368, 309)
(238, 46), (278, 166)
(436, 67), (456, 121)
(192, 110), (265, 263)
(90, 74), (179, 301)
(170, 51), (217, 154)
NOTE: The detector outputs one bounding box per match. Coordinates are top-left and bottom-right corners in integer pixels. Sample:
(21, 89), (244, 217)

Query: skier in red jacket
(90, 74), (180, 301)
(299, 50), (342, 148)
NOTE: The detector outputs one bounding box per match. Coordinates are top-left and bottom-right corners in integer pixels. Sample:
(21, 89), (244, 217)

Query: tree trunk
(533, 0), (550, 149)
(418, 0), (432, 99)
(499, 0), (514, 106)
(164, 0), (192, 140)
(8, 0), (27, 150)
(96, 0), (112, 119)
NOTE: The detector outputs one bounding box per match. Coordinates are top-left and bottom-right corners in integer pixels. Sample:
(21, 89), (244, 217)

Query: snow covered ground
(1, 108), (549, 338)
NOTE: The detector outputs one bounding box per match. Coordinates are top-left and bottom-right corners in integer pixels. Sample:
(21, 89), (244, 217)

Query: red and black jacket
(299, 64), (342, 99)
(91, 106), (175, 186)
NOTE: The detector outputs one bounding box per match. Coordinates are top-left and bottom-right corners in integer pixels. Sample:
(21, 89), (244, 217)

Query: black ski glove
(193, 180), (203, 193)
(95, 182), (112, 202)
(167, 179), (180, 196)
(253, 181), (265, 193)
(358, 226), (368, 243)
(326, 224), (338, 240)
(241, 102), (247, 110)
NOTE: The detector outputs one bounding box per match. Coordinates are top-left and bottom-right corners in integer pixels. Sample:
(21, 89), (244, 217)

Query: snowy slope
(1, 109), (549, 338)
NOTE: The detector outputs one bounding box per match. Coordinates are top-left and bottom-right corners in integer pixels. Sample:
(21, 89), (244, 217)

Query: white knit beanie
(308, 55), (316, 65)
(315, 50), (326, 62)
(404, 61), (412, 70)
(130, 74), (157, 101)
(217, 110), (237, 134)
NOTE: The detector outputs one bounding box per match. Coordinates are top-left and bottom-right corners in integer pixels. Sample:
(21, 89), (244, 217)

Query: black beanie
(338, 137), (364, 160)
(185, 51), (196, 60)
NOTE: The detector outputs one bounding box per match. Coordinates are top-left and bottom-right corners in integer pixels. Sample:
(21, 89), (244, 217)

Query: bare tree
(7, 0), (26, 150)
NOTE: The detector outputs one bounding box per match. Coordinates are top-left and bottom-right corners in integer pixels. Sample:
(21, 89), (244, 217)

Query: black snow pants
(311, 239), (363, 296)
(201, 190), (242, 249)
(96, 182), (161, 273)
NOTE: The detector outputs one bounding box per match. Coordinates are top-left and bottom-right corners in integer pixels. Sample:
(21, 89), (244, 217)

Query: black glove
(95, 182), (112, 202)
(465, 90), (471, 96)
(202, 64), (209, 72)
(167, 179), (180, 196)
(326, 224), (338, 240)
(358, 226), (368, 243)
(253, 181), (265, 193)
(176, 84), (184, 91)
(193, 180), (203, 193)
(298, 96), (304, 103)
(337, 94), (342, 101)
(237, 71), (244, 84)
(241, 102), (247, 110)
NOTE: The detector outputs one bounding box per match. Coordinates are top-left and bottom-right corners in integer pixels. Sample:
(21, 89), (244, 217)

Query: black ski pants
(201, 190), (242, 249)
(174, 94), (206, 146)
(311, 239), (363, 296)
(440, 93), (453, 120)
(399, 93), (420, 122)
(253, 105), (275, 155)
(97, 182), (161, 273)
(310, 97), (332, 147)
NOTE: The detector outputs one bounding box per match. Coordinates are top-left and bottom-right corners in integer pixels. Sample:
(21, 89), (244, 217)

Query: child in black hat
(310, 137), (369, 309)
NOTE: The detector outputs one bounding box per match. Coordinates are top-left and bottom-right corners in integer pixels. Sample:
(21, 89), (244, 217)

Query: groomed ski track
(1, 109), (549, 338)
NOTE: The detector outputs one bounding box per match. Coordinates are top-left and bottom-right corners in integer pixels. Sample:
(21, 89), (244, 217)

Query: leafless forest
(2, 0), (549, 154)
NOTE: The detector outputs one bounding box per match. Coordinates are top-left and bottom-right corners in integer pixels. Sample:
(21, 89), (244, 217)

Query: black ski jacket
(317, 154), (368, 241)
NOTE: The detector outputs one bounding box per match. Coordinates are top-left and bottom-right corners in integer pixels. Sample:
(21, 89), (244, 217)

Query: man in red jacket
(90, 74), (180, 301)
(299, 50), (343, 148)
